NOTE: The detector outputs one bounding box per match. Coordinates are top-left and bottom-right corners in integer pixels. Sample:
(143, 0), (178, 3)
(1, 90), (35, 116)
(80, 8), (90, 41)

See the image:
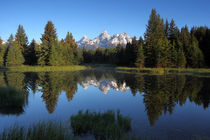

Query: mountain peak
(77, 31), (132, 50)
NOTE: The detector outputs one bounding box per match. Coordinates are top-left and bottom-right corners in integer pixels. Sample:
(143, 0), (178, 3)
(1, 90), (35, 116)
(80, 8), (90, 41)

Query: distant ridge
(77, 30), (132, 50)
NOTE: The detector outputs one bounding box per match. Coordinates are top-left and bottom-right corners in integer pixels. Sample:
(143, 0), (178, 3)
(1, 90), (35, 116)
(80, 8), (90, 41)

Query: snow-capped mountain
(77, 30), (132, 50)
(81, 77), (130, 94)
(1, 40), (7, 45)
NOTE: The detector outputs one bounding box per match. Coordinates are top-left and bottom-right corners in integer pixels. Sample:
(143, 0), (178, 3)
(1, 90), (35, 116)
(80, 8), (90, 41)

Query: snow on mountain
(77, 30), (132, 50)
(1, 40), (7, 45)
(81, 77), (130, 94)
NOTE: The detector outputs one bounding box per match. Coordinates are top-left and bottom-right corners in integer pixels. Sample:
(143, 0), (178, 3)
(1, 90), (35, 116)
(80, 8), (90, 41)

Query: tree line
(0, 21), (82, 67)
(83, 9), (210, 68)
(0, 9), (210, 68)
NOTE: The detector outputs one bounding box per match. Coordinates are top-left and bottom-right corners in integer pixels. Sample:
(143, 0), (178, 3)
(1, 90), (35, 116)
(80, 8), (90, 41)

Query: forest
(0, 9), (210, 68)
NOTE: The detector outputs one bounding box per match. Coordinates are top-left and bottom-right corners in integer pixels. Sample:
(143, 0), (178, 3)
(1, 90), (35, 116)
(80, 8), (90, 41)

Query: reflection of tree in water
(36, 72), (80, 113)
(0, 70), (210, 125)
(0, 72), (28, 115)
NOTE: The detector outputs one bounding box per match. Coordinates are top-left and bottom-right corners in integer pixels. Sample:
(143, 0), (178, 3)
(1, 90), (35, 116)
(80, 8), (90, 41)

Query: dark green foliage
(177, 47), (186, 68)
(135, 37), (144, 68)
(0, 38), (6, 67)
(15, 25), (28, 55)
(39, 21), (57, 65)
(70, 110), (131, 140)
(144, 9), (166, 67)
(191, 26), (210, 67)
(6, 41), (24, 67)
(25, 39), (38, 65)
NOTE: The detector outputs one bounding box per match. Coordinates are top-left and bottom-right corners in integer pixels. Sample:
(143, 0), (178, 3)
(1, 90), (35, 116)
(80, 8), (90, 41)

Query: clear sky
(0, 0), (209, 42)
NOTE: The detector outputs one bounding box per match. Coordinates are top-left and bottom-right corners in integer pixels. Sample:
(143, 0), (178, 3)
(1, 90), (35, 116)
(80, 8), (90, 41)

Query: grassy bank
(0, 65), (89, 72)
(116, 67), (210, 75)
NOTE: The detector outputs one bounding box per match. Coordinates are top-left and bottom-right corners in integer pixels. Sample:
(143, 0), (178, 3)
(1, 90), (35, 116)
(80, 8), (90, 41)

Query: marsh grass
(0, 86), (27, 115)
(0, 121), (74, 140)
(116, 67), (210, 75)
(70, 110), (132, 140)
(0, 110), (142, 140)
(0, 65), (89, 72)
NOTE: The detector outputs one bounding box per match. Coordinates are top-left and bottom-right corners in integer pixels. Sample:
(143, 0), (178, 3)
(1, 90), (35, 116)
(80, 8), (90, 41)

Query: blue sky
(0, 0), (209, 42)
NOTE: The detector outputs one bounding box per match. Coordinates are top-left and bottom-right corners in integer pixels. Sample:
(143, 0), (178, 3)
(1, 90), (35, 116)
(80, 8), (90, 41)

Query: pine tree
(165, 19), (169, 38)
(64, 32), (78, 65)
(15, 25), (28, 54)
(156, 37), (170, 68)
(26, 39), (38, 65)
(135, 37), (145, 68)
(0, 38), (6, 67)
(168, 42), (177, 67)
(168, 19), (180, 44)
(6, 41), (24, 67)
(39, 21), (57, 65)
(144, 9), (166, 67)
(49, 41), (62, 66)
(8, 34), (14, 47)
(180, 26), (191, 67)
(177, 47), (186, 68)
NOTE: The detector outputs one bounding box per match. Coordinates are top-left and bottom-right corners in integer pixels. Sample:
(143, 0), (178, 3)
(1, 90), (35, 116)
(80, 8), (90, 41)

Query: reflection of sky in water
(0, 70), (210, 139)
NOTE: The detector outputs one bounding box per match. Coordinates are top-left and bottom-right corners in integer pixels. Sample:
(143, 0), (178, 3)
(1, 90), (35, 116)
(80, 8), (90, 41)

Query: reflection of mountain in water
(81, 77), (129, 94)
(0, 70), (210, 126)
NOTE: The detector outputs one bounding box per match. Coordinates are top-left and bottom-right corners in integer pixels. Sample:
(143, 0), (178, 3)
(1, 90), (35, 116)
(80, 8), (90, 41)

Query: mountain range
(77, 30), (132, 50)
(81, 77), (130, 94)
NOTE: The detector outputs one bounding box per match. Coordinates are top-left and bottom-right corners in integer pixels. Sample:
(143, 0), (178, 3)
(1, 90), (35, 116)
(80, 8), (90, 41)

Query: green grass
(0, 65), (89, 72)
(0, 110), (143, 140)
(116, 67), (210, 75)
(70, 110), (132, 140)
(0, 121), (74, 140)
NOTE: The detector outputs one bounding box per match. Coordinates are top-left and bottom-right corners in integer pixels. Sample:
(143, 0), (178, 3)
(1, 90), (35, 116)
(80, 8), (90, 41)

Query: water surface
(0, 70), (210, 140)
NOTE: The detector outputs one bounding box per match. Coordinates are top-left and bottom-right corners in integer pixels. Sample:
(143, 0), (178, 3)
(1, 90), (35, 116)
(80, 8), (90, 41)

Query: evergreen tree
(26, 39), (38, 65)
(49, 41), (62, 66)
(144, 9), (166, 67)
(165, 19), (169, 38)
(168, 19), (180, 44)
(63, 32), (76, 65)
(177, 47), (186, 68)
(180, 26), (191, 67)
(6, 41), (24, 67)
(0, 38), (6, 67)
(168, 42), (177, 67)
(135, 37), (144, 68)
(15, 25), (28, 54)
(7, 34), (14, 47)
(39, 21), (57, 65)
(156, 37), (170, 67)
